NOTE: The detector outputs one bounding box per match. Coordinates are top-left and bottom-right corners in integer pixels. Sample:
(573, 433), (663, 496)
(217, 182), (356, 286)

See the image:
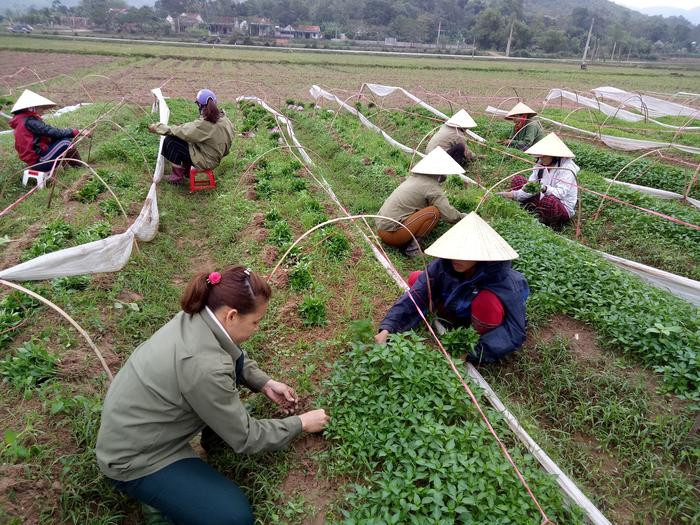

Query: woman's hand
(374, 329), (389, 344)
(299, 409), (330, 433)
(261, 380), (298, 414)
(147, 123), (158, 133)
(78, 128), (92, 137)
(497, 191), (514, 200)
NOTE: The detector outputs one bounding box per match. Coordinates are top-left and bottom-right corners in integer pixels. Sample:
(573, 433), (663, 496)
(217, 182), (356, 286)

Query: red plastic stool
(189, 167), (216, 193)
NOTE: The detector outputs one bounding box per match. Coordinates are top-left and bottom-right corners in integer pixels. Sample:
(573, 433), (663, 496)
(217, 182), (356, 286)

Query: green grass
(1, 91), (698, 524)
(338, 104), (700, 279)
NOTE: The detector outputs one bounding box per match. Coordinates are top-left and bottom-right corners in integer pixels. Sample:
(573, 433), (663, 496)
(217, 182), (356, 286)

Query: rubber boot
(167, 165), (186, 185)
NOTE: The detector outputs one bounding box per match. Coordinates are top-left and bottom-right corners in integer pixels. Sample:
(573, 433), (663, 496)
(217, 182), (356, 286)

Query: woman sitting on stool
(10, 89), (87, 172)
(148, 88), (234, 184)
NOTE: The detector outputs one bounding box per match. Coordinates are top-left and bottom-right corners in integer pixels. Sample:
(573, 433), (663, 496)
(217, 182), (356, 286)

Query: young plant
(76, 178), (105, 203)
(299, 295), (326, 326)
(289, 262), (313, 291)
(22, 219), (73, 260)
(0, 341), (58, 394)
(441, 325), (480, 357)
(322, 228), (350, 260)
(522, 181), (542, 194)
(269, 221), (293, 246)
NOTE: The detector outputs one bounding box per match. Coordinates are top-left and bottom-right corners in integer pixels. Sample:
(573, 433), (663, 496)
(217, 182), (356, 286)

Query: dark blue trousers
(110, 458), (253, 525)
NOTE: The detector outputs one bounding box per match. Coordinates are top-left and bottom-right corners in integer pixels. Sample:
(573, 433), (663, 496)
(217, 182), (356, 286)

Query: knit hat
(445, 109), (477, 129)
(425, 212), (518, 261)
(11, 90), (56, 113)
(410, 146), (465, 176)
(524, 132), (575, 158)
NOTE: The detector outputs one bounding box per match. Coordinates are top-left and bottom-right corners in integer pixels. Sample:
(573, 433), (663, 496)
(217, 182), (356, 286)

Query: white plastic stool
(22, 169), (47, 189)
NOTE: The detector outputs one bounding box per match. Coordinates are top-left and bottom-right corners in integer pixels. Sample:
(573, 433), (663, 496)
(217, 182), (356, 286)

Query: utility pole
(581, 17), (594, 68)
(472, 35), (476, 59)
(505, 19), (515, 57)
(610, 41), (616, 61)
(436, 19), (442, 47)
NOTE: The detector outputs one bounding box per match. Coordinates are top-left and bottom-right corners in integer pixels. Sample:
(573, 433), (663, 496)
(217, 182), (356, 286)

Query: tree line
(7, 0), (700, 58)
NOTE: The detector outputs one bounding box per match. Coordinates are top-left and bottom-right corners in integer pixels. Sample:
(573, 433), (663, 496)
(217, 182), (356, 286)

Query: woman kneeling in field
(498, 133), (579, 229)
(148, 88), (234, 184)
(376, 147), (466, 257)
(96, 266), (329, 525)
(375, 213), (529, 364)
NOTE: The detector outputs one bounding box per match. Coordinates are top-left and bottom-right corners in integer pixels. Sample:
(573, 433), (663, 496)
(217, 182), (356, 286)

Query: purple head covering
(196, 89), (216, 107)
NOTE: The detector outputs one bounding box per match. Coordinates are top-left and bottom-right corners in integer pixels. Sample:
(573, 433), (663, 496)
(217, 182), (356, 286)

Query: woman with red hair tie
(375, 213), (529, 364)
(96, 266), (329, 524)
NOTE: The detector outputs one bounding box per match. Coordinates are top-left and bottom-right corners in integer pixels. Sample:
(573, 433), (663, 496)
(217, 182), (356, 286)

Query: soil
(278, 434), (341, 524)
(0, 51), (115, 102)
(532, 314), (602, 361)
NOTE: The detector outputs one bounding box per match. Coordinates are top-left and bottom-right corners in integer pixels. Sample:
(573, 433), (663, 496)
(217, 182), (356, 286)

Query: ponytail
(202, 100), (221, 124)
(180, 266), (271, 315)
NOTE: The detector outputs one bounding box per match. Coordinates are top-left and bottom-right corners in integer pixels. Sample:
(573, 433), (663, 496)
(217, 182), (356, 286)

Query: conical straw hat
(425, 212), (519, 261)
(410, 146), (465, 176)
(524, 132), (575, 158)
(11, 90), (57, 113)
(445, 109), (477, 129)
(505, 102), (537, 118)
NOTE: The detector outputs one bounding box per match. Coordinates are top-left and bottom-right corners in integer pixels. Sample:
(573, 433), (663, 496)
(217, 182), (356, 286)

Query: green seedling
(0, 341), (58, 394)
(299, 295), (326, 326)
(522, 181), (542, 194)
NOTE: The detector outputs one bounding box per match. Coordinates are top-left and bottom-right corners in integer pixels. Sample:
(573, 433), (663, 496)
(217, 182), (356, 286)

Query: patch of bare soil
(261, 245), (279, 268)
(531, 314), (602, 361)
(279, 435), (340, 525)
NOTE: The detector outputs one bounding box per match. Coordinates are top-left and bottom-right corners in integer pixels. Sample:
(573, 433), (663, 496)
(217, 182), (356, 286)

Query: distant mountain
(638, 6), (700, 25)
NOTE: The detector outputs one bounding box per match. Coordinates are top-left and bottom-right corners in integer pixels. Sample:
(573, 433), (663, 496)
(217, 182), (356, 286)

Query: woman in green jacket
(148, 89), (234, 184)
(96, 266), (329, 525)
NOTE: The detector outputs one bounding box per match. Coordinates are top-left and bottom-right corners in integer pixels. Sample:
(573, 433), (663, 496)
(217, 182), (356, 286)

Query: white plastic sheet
(248, 93), (611, 525)
(361, 83), (485, 143)
(603, 178), (700, 210)
(0, 88), (168, 281)
(310, 85), (480, 187)
(545, 89), (700, 130)
(598, 251), (700, 306)
(593, 86), (700, 119)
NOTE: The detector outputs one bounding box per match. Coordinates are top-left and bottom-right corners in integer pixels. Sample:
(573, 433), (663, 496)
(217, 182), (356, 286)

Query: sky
(610, 0), (700, 9)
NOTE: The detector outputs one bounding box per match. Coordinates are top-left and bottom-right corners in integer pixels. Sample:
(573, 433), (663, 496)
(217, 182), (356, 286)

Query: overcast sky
(611, 0), (700, 9)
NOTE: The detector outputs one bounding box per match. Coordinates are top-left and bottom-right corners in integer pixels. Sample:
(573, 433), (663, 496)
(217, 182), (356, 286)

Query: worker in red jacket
(9, 89), (86, 172)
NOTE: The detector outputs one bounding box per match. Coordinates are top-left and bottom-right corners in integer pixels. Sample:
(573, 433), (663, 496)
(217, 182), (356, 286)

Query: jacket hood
(9, 111), (37, 129)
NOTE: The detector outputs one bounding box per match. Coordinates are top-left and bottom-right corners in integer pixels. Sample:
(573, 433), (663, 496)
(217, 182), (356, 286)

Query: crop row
(291, 104), (700, 400)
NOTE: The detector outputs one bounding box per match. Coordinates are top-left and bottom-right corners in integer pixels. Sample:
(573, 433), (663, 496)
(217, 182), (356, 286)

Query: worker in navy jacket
(376, 213), (529, 364)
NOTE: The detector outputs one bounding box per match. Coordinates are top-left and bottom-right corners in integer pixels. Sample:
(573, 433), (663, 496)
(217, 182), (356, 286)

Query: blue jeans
(110, 458), (253, 525)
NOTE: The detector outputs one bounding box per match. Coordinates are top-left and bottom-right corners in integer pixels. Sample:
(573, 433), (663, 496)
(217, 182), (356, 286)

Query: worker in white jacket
(498, 133), (579, 228)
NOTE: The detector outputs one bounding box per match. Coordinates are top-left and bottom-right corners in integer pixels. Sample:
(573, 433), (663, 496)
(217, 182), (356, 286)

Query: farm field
(0, 41), (699, 525)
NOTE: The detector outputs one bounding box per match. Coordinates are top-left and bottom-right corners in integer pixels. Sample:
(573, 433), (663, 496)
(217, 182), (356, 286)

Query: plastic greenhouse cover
(361, 83), (485, 143)
(593, 86), (700, 119)
(602, 178), (700, 210)
(545, 89), (700, 130)
(0, 89), (168, 281)
(255, 90), (612, 525)
(309, 85), (480, 187)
